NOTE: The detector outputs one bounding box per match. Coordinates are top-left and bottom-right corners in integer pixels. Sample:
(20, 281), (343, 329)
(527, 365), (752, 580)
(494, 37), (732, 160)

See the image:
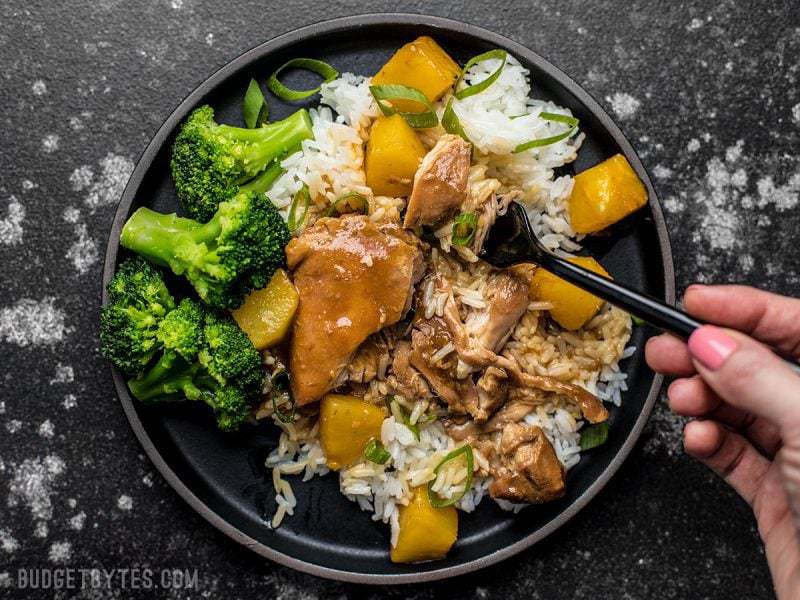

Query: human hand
(645, 284), (800, 600)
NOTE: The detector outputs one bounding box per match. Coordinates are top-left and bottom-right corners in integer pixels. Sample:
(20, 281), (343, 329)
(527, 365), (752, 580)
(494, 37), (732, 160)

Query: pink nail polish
(688, 326), (738, 370)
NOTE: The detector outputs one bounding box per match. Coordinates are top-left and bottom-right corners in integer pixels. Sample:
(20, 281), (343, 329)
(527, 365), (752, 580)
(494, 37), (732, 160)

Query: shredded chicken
(437, 275), (608, 424)
(390, 341), (431, 400)
(403, 134), (471, 229)
(342, 333), (394, 384)
(464, 270), (530, 352)
(408, 317), (480, 417)
(475, 366), (509, 422)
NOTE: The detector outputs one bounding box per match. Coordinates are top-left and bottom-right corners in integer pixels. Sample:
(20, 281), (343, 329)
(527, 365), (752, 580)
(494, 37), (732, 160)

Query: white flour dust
(0, 298), (70, 347)
(0, 196), (25, 246)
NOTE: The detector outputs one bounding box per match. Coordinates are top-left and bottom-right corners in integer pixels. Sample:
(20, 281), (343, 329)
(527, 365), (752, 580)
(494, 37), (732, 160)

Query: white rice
(446, 55), (584, 253)
(319, 72), (379, 138)
(268, 105), (373, 228)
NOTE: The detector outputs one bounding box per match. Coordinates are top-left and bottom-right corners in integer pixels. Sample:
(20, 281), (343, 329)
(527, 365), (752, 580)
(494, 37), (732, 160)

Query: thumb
(688, 325), (800, 430)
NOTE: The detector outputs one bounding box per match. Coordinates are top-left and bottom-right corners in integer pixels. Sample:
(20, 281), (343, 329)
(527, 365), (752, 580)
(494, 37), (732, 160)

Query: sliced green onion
(442, 98), (470, 143)
(580, 422), (609, 450)
(418, 413), (438, 425)
(369, 84), (439, 129)
(451, 212), (478, 246)
(288, 184), (310, 232)
(364, 438), (391, 465)
(427, 445), (474, 508)
(454, 49), (507, 100)
(325, 191), (369, 217)
(270, 369), (295, 423)
(513, 112), (579, 153)
(267, 58), (339, 101)
(243, 78), (269, 128)
(387, 396), (420, 440)
(631, 315), (645, 327)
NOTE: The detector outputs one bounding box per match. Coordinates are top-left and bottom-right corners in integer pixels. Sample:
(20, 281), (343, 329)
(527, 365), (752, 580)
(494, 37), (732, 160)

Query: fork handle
(538, 252), (800, 376)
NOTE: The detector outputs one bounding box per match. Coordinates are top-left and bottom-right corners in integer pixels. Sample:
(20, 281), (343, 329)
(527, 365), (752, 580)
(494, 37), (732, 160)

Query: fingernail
(688, 326), (738, 370)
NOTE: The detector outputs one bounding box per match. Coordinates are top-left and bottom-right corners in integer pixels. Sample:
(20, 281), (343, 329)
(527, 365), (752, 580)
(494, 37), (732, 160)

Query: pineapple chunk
(568, 154), (648, 234)
(390, 486), (458, 563)
(531, 256), (610, 330)
(319, 394), (386, 470)
(372, 36), (460, 113)
(365, 114), (427, 197)
(231, 269), (298, 350)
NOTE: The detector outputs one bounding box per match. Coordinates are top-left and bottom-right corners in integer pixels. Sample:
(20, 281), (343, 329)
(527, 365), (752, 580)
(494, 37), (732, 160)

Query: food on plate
(231, 269), (299, 350)
(568, 153), (648, 234)
(120, 190), (290, 309)
(530, 256), (611, 330)
(319, 394), (387, 470)
(365, 114), (427, 196)
(102, 35), (648, 563)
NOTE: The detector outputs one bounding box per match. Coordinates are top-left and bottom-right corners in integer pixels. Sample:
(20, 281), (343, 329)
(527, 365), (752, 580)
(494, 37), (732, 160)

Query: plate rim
(102, 12), (673, 584)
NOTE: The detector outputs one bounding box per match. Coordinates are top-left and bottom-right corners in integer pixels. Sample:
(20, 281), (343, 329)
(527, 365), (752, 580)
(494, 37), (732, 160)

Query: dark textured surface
(1, 1), (798, 598)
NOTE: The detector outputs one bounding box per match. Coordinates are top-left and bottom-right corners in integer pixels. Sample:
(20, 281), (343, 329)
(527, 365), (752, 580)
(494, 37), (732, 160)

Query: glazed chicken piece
(403, 134), (471, 229)
(287, 216), (423, 405)
(464, 270), (530, 352)
(488, 423), (566, 504)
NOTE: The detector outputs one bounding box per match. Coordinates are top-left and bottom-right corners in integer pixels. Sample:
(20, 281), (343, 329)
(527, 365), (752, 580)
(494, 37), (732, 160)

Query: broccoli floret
(171, 105), (313, 222)
(119, 189), (291, 310)
(157, 298), (205, 361)
(126, 300), (264, 432)
(100, 257), (176, 375)
(199, 310), (263, 397)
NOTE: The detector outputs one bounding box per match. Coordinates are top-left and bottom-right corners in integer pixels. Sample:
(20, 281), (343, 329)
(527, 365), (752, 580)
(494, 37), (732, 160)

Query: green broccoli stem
(120, 207), (222, 273)
(127, 352), (203, 402)
(218, 109), (313, 175)
(239, 161), (285, 196)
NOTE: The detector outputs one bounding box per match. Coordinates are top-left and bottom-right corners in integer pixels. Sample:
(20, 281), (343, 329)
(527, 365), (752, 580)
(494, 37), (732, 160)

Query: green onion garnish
(442, 98), (470, 143)
(243, 78), (269, 128)
(454, 49), (507, 100)
(513, 112), (579, 153)
(387, 396), (420, 440)
(267, 58), (339, 101)
(364, 438), (391, 465)
(451, 212), (478, 247)
(427, 445), (474, 508)
(579, 422), (609, 450)
(270, 369), (296, 423)
(288, 184), (310, 232)
(326, 191), (369, 217)
(369, 84), (439, 129)
(631, 315), (645, 326)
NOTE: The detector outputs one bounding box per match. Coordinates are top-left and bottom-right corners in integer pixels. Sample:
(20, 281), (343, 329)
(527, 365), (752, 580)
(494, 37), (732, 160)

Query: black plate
(103, 14), (673, 584)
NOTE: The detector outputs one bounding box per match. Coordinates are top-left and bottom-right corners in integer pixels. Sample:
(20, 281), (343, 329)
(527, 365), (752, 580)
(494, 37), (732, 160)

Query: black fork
(481, 202), (800, 375)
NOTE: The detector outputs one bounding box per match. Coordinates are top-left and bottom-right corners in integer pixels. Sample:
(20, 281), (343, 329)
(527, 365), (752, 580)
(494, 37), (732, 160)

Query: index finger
(684, 285), (800, 358)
